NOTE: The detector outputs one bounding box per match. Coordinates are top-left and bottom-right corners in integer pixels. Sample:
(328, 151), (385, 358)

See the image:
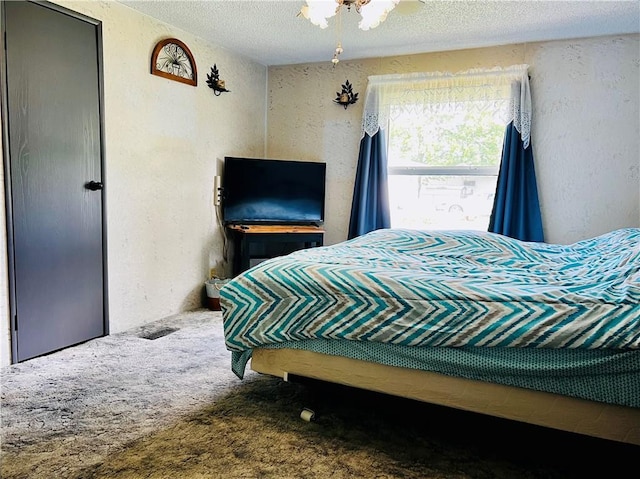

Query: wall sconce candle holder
(334, 80), (358, 109)
(206, 64), (230, 96)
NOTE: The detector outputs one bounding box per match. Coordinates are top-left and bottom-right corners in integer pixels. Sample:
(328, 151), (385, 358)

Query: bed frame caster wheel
(300, 408), (315, 422)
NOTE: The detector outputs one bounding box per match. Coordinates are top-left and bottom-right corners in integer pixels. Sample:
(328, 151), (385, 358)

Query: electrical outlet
(213, 176), (221, 206)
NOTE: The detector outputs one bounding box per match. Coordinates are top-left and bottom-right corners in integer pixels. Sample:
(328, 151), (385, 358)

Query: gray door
(3, 1), (106, 362)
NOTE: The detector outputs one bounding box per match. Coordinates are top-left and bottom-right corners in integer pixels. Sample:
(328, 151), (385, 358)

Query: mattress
(262, 339), (640, 407)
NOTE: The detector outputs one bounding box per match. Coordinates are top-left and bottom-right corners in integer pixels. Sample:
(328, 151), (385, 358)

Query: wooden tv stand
(227, 224), (324, 276)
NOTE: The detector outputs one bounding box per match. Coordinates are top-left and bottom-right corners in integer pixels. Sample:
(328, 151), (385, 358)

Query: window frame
(388, 166), (499, 176)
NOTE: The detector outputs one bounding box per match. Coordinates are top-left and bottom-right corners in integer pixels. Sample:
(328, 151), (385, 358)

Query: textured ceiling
(120, 0), (640, 66)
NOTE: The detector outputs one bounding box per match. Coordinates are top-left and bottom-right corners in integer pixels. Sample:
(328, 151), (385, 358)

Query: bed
(220, 228), (640, 445)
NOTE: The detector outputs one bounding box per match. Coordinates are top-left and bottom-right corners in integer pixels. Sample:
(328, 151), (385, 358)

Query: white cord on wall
(213, 174), (229, 275)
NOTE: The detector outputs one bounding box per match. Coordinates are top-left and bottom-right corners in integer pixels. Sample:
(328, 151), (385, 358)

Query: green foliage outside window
(388, 107), (506, 168)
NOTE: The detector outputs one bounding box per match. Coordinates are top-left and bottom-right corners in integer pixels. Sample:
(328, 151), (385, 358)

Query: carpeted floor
(0, 310), (636, 479)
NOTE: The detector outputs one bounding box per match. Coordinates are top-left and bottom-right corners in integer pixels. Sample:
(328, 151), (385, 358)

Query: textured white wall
(0, 1), (266, 366)
(267, 35), (639, 246)
(529, 36), (640, 243)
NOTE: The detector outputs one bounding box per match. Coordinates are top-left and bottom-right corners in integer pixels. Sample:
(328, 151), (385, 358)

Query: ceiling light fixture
(299, 0), (400, 64)
(299, 0), (400, 31)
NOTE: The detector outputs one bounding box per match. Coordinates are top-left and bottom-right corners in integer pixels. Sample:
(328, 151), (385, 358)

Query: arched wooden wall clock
(150, 38), (197, 86)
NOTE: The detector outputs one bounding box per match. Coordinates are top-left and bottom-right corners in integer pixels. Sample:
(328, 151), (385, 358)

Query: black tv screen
(222, 157), (326, 225)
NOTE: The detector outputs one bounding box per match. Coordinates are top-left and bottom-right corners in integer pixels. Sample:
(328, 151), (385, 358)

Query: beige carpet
(0, 310), (636, 479)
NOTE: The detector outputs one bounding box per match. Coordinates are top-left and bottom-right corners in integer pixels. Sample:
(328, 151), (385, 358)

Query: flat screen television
(222, 157), (326, 226)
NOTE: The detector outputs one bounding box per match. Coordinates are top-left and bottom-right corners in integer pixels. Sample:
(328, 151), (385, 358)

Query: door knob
(85, 181), (103, 191)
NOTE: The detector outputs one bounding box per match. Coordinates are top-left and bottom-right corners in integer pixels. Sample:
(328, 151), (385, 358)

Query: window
(387, 103), (505, 230)
(359, 67), (530, 232)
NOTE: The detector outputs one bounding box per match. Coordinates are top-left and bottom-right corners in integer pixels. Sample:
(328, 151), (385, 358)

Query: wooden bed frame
(251, 347), (640, 446)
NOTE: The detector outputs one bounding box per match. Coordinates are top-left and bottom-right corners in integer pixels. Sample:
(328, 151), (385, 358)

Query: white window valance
(362, 65), (532, 148)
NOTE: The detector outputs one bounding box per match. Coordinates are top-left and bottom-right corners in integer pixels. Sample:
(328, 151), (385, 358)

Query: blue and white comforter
(221, 228), (640, 376)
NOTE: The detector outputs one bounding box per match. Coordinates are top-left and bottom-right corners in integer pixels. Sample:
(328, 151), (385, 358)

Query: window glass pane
(387, 101), (504, 231)
(388, 175), (497, 231)
(388, 104), (505, 168)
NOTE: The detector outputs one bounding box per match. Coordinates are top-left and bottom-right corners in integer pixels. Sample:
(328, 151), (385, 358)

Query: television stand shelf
(227, 224), (324, 276)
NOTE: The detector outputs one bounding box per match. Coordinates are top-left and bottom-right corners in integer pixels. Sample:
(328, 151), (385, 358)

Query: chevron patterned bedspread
(221, 228), (640, 377)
